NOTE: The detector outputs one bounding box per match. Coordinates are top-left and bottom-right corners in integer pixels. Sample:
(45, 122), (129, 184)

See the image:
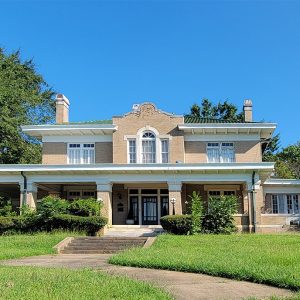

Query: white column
(96, 182), (113, 225)
(167, 181), (182, 215)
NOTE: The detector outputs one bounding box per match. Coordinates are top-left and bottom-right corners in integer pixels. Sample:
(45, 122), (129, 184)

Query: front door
(142, 196), (158, 225)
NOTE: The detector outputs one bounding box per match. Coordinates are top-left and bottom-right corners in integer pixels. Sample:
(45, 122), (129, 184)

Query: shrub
(0, 197), (16, 217)
(37, 196), (69, 218)
(51, 214), (107, 235)
(189, 191), (203, 234)
(160, 215), (192, 235)
(68, 198), (102, 217)
(202, 195), (238, 234)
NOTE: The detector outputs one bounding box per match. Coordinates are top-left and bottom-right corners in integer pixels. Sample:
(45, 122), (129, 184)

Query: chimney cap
(244, 99), (252, 107)
(56, 94), (70, 106)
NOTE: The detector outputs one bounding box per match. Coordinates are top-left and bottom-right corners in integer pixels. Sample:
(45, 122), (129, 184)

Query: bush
(0, 197), (16, 217)
(160, 215), (192, 235)
(190, 191), (203, 234)
(202, 195), (238, 234)
(37, 196), (69, 217)
(68, 198), (102, 217)
(51, 214), (107, 235)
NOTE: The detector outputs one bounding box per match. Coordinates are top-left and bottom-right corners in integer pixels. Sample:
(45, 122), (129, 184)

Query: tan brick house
(0, 94), (299, 232)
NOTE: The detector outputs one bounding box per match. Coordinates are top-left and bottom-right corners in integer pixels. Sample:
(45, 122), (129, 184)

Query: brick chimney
(243, 99), (253, 122)
(55, 94), (70, 124)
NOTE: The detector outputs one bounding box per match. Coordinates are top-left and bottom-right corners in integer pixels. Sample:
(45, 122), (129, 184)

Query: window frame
(269, 194), (300, 215)
(206, 142), (235, 163)
(67, 143), (95, 164)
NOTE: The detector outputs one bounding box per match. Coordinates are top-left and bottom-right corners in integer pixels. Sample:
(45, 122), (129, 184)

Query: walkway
(0, 254), (293, 300)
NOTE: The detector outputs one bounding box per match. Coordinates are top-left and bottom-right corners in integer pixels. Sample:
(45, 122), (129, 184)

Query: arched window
(141, 131), (156, 163)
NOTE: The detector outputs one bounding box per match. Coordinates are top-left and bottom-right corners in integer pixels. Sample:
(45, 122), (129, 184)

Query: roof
(68, 120), (113, 125)
(184, 115), (253, 124)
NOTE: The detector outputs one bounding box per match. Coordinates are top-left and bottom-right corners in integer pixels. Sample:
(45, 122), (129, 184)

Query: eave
(21, 124), (117, 139)
(178, 123), (277, 139)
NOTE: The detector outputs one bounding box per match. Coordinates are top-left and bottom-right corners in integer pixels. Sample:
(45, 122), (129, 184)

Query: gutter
(20, 171), (27, 214)
(251, 171), (256, 233)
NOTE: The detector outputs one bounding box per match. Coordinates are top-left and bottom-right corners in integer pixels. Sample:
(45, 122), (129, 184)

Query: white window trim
(126, 127), (170, 164)
(67, 143), (95, 164)
(206, 142), (236, 163)
(270, 194), (300, 215)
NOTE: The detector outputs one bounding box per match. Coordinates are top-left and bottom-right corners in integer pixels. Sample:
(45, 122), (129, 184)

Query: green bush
(190, 191), (203, 234)
(202, 195), (238, 234)
(37, 196), (69, 217)
(68, 198), (102, 217)
(51, 214), (107, 235)
(160, 215), (192, 235)
(0, 197), (16, 217)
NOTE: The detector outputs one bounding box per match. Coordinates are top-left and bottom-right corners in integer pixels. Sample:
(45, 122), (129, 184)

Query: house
(0, 94), (299, 232)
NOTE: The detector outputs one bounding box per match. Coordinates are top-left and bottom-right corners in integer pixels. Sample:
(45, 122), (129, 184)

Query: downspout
(20, 171), (27, 215)
(252, 171), (256, 233)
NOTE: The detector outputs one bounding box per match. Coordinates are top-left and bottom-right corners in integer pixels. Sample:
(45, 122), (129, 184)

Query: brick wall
(95, 142), (113, 163)
(42, 143), (67, 164)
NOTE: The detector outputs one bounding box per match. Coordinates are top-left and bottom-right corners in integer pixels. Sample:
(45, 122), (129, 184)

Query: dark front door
(142, 196), (158, 225)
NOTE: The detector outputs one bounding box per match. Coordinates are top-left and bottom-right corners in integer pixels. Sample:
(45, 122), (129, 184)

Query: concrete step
(60, 249), (121, 254)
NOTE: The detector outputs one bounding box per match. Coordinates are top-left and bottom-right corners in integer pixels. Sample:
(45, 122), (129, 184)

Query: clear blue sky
(1, 0), (299, 148)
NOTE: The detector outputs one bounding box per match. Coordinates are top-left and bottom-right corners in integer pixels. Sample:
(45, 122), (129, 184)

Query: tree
(0, 49), (55, 164)
(190, 99), (244, 122)
(276, 141), (300, 179)
(262, 133), (280, 162)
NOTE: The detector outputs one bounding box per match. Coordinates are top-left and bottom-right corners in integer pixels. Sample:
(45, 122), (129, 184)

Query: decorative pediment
(123, 102), (174, 118)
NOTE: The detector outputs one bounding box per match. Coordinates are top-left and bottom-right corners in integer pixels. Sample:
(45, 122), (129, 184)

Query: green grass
(0, 266), (172, 300)
(110, 234), (300, 291)
(0, 231), (81, 260)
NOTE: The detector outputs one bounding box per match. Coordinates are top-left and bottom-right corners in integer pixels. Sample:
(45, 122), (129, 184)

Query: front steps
(106, 225), (164, 237)
(60, 236), (148, 254)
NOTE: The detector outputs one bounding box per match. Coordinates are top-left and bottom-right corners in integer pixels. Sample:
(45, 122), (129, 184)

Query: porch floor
(106, 225), (164, 237)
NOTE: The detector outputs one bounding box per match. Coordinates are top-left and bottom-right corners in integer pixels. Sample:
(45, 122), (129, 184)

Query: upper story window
(271, 194), (299, 214)
(68, 143), (95, 164)
(127, 129), (169, 164)
(207, 142), (235, 163)
(142, 131), (156, 163)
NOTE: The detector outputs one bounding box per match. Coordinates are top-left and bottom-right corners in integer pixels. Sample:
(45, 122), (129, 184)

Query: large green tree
(0, 49), (55, 164)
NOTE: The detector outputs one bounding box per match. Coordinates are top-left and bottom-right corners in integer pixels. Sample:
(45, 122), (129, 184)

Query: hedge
(0, 214), (107, 236)
(160, 215), (192, 235)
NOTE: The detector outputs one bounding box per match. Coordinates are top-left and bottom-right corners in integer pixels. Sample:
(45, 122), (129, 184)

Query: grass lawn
(0, 266), (171, 300)
(110, 234), (300, 291)
(0, 231), (81, 260)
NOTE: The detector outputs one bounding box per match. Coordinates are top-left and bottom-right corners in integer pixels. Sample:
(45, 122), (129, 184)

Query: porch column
(246, 181), (253, 232)
(167, 181), (182, 215)
(96, 182), (112, 225)
(19, 182), (38, 210)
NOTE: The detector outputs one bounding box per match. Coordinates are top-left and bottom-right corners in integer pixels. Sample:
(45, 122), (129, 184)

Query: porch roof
(0, 163), (274, 176)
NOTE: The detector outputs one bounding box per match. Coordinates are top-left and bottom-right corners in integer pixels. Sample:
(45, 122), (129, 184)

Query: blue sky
(1, 0), (299, 148)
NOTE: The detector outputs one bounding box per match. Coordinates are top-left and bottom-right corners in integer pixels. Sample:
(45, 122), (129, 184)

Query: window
(128, 139), (137, 163)
(270, 194), (299, 214)
(207, 142), (235, 163)
(161, 139), (169, 163)
(68, 143), (95, 164)
(272, 195), (279, 214)
(142, 131), (156, 163)
(208, 190), (236, 198)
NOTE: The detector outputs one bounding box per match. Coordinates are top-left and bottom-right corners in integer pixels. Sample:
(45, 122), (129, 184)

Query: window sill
(262, 214), (300, 217)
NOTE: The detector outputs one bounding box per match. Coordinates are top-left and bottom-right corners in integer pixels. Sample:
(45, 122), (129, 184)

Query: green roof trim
(68, 120), (113, 125)
(184, 115), (255, 124)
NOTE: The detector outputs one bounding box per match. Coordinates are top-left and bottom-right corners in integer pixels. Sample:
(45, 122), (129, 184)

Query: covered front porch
(0, 163), (273, 232)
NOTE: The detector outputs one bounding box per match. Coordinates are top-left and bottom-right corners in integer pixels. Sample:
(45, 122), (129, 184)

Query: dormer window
(142, 131), (156, 163)
(207, 142), (235, 163)
(68, 143), (95, 164)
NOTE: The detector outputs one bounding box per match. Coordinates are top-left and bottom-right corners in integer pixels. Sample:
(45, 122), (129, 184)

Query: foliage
(68, 197), (102, 217)
(189, 191), (203, 234)
(37, 196), (69, 218)
(0, 197), (16, 217)
(262, 133), (280, 161)
(0, 232), (81, 260)
(110, 234), (300, 291)
(0, 267), (171, 300)
(51, 214), (107, 235)
(202, 195), (238, 234)
(0, 48), (55, 164)
(160, 215), (192, 235)
(190, 99), (244, 122)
